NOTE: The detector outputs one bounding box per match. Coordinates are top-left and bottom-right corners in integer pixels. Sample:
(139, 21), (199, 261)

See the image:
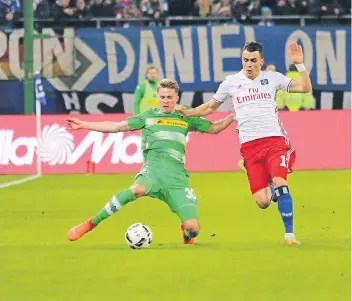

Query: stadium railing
(13, 14), (352, 29)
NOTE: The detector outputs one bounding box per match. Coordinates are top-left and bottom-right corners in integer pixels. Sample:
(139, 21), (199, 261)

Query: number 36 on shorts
(185, 188), (197, 202)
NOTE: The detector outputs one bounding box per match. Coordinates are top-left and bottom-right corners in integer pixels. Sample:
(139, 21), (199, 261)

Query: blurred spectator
(125, 3), (143, 21)
(133, 66), (160, 114)
(263, 63), (276, 71)
(2, 0), (350, 29)
(260, 0), (275, 7)
(247, 0), (262, 16)
(258, 6), (274, 25)
(232, 0), (250, 22)
(90, 0), (115, 17)
(300, 0), (309, 14)
(191, 0), (213, 17)
(168, 0), (193, 16)
(114, 0), (126, 19)
(276, 64), (315, 111)
(35, 0), (51, 18)
(340, 0), (351, 13)
(272, 0), (287, 15)
(115, 0), (143, 27)
(52, 0), (75, 22)
(309, 0), (343, 16)
(285, 0), (303, 14)
(141, 0), (168, 20)
(0, 0), (20, 30)
(75, 0), (92, 19)
(212, 0), (233, 17)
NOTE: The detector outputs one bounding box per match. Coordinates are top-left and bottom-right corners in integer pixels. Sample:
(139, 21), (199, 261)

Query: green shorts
(133, 166), (198, 222)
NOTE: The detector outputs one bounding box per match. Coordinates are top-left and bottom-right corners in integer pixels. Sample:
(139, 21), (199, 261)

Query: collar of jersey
(158, 109), (177, 115)
(240, 69), (263, 81)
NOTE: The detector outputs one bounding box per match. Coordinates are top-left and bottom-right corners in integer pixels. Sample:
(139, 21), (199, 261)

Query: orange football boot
(284, 234), (301, 245)
(285, 238), (301, 245)
(68, 218), (96, 241)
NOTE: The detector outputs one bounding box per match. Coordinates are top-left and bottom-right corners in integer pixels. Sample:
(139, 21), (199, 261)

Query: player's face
(158, 88), (179, 113)
(242, 50), (264, 79)
(147, 69), (159, 82)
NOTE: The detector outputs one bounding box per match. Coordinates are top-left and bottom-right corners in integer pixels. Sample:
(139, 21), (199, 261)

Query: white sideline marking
(0, 175), (41, 189)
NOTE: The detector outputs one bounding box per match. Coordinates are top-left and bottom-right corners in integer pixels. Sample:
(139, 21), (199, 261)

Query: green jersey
(127, 108), (211, 172)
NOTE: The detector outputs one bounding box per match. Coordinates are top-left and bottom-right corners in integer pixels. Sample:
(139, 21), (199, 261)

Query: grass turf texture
(0, 170), (350, 301)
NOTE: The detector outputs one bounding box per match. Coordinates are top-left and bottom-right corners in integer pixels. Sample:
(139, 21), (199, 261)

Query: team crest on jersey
(156, 119), (188, 128)
(260, 79), (269, 85)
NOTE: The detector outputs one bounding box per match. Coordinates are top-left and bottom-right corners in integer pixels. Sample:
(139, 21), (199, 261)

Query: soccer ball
(125, 223), (152, 249)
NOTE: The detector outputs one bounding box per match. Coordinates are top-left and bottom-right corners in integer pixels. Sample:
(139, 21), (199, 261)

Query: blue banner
(0, 25), (350, 93)
(55, 25), (350, 92)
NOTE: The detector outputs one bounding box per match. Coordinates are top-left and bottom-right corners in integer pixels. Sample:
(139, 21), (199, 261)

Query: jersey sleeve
(127, 111), (148, 130)
(273, 72), (294, 92)
(189, 116), (212, 133)
(212, 78), (231, 103)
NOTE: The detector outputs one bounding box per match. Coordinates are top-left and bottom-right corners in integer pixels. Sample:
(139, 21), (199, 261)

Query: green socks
(91, 189), (136, 225)
(184, 229), (199, 238)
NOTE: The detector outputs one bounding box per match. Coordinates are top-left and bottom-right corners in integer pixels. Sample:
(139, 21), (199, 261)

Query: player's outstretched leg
(181, 219), (200, 244)
(68, 184), (145, 241)
(273, 177), (300, 245)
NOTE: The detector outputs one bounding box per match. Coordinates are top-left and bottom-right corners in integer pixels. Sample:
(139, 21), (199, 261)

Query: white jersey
(213, 70), (293, 144)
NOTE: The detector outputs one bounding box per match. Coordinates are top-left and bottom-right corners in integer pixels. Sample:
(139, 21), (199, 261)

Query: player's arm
(207, 114), (234, 134)
(176, 79), (230, 117)
(189, 114), (234, 135)
(287, 42), (312, 93)
(65, 118), (130, 133)
(288, 71), (312, 93)
(176, 99), (222, 117)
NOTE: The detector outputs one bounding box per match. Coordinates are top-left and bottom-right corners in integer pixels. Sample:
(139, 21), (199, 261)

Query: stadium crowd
(0, 0), (350, 29)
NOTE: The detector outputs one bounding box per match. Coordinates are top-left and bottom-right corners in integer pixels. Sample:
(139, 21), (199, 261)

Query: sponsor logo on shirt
(236, 88), (272, 103)
(260, 79), (269, 85)
(156, 119), (188, 128)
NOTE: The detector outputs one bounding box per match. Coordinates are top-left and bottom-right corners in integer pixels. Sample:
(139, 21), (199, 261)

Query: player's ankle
(284, 233), (295, 239)
(184, 228), (199, 239)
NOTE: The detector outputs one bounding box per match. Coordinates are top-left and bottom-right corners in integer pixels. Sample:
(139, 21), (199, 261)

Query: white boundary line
(0, 175), (41, 189)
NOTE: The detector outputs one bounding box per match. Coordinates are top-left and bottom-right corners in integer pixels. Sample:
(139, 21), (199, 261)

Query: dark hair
(242, 42), (264, 57)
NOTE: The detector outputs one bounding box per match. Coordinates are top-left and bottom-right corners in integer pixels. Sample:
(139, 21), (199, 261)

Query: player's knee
(183, 219), (200, 235)
(253, 190), (271, 209)
(273, 177), (287, 188)
(130, 184), (146, 198)
(256, 200), (270, 209)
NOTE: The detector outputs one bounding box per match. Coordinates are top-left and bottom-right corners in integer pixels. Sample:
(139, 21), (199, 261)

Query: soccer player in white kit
(176, 42), (312, 245)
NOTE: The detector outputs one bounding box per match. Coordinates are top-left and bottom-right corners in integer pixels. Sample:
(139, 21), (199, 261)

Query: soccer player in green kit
(65, 79), (234, 244)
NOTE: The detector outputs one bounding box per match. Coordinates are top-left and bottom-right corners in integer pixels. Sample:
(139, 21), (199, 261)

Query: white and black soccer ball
(125, 223), (152, 249)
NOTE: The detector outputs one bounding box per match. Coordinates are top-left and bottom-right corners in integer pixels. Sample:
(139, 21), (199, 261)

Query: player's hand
(65, 118), (85, 131)
(175, 104), (189, 116)
(289, 42), (303, 64)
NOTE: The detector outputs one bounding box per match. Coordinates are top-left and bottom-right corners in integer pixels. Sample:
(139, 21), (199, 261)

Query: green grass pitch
(0, 170), (350, 301)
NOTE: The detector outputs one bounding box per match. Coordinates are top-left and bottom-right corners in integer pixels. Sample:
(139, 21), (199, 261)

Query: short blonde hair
(157, 79), (179, 94)
(147, 66), (158, 72)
